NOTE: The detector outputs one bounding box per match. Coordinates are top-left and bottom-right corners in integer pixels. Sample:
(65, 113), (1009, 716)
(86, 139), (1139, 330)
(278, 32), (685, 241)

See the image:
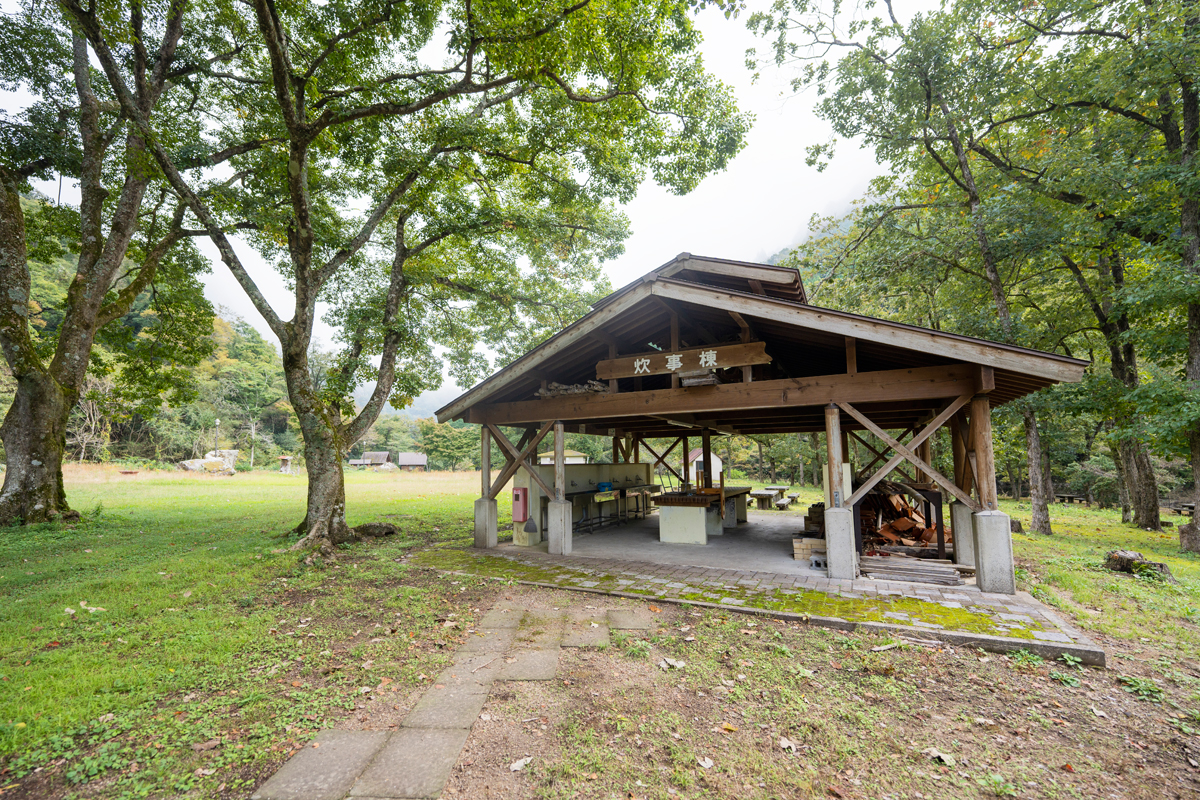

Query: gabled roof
(362, 451), (391, 463)
(687, 447), (722, 463)
(437, 254), (1087, 436)
(394, 452), (428, 466)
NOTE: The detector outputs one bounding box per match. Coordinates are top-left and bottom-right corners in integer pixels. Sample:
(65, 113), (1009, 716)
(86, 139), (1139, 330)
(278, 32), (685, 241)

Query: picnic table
(1176, 502), (1195, 516)
(750, 490), (779, 510)
(1055, 493), (1086, 504)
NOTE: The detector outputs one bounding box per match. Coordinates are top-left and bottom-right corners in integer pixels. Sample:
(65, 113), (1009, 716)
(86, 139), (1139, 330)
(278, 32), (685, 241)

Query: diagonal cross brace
(487, 421), (554, 499)
(641, 437), (682, 482)
(840, 397), (979, 511)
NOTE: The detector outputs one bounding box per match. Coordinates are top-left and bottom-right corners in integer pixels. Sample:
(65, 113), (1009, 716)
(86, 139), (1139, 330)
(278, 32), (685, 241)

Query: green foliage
(1118, 675), (1165, 702)
(415, 419), (479, 471)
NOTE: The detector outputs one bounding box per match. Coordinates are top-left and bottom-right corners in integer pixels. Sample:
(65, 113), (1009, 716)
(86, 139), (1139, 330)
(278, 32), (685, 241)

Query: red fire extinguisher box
(512, 487), (529, 523)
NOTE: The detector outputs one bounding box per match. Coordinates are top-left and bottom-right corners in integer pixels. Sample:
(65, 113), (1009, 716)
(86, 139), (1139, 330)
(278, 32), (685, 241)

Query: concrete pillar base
(950, 502), (975, 567)
(825, 507), (857, 580)
(473, 498), (497, 549)
(547, 500), (573, 556)
(735, 494), (748, 523)
(723, 498), (737, 530)
(973, 510), (1015, 594)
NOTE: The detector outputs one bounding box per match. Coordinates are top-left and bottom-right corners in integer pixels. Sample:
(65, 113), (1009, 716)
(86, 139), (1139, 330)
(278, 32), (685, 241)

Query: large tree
(65, 0), (748, 549)
(0, 6), (215, 522)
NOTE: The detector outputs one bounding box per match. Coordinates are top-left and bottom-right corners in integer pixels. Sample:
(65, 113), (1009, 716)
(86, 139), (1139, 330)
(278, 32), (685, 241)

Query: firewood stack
(860, 480), (953, 549)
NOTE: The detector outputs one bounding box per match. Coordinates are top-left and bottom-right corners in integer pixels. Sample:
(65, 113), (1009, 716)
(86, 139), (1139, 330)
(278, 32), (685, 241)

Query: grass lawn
(2, 467), (1199, 799)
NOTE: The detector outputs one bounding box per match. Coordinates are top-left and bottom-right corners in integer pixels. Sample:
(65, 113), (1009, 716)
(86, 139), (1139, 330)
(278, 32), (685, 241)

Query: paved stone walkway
(251, 601), (648, 800)
(413, 544), (1105, 665)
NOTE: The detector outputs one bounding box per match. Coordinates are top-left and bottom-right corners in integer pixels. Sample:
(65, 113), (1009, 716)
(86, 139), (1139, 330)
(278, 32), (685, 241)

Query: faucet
(570, 480), (577, 487)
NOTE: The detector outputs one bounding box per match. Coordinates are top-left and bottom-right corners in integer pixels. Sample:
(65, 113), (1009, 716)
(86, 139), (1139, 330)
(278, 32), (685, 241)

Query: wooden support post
(825, 404), (844, 507)
(481, 425), (490, 497)
(841, 429), (851, 469)
(845, 337), (857, 375)
(608, 343), (619, 393)
(701, 429), (712, 489)
(670, 312), (680, 389)
(612, 433), (620, 464)
(953, 410), (974, 496)
(917, 438), (932, 484)
(970, 395), (998, 509)
(632, 435), (640, 463)
(680, 435), (689, 489)
(554, 421), (565, 503)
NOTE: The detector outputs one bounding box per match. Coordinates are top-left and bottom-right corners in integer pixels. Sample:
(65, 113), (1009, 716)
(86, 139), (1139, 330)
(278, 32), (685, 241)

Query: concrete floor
(516, 511), (828, 578)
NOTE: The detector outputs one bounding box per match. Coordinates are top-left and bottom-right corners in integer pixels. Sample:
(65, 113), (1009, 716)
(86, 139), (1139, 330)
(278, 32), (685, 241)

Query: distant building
(686, 447), (723, 485)
(394, 452), (428, 471)
(538, 449), (590, 465)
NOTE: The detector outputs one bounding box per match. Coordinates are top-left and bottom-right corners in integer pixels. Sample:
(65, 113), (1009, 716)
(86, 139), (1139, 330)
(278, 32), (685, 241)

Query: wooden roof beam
(652, 280), (1086, 383)
(470, 364), (976, 426)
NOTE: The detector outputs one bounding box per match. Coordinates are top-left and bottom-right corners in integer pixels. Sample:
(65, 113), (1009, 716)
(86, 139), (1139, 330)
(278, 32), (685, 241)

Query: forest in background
(7, 188), (1193, 508)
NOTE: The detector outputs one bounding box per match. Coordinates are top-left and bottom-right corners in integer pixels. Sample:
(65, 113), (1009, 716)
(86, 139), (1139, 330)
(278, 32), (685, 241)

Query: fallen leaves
(696, 756), (714, 769)
(657, 657), (685, 671)
(779, 736), (797, 753)
(510, 756), (532, 772)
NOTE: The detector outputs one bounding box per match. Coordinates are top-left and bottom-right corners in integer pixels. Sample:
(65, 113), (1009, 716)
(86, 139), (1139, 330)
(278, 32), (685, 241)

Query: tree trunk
(249, 419), (257, 470)
(0, 373), (73, 522)
(1112, 441), (1133, 523)
(1022, 407), (1052, 535)
(290, 408), (355, 551)
(810, 433), (821, 486)
(1124, 440), (1161, 530)
(757, 441), (764, 481)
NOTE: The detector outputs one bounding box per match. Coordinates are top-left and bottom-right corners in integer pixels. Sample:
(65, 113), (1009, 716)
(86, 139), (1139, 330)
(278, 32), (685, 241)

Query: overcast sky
(19, 4), (892, 418)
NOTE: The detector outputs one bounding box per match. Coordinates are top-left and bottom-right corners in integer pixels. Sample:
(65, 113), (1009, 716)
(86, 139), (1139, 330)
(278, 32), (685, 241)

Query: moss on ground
(410, 547), (1041, 640)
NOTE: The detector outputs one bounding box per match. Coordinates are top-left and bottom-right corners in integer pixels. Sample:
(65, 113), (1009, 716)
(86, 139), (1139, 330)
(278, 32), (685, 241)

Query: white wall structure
(686, 448), (723, 485)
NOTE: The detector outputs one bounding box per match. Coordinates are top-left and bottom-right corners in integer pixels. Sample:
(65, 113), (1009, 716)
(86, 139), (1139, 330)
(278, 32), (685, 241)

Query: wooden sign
(595, 341), (771, 381)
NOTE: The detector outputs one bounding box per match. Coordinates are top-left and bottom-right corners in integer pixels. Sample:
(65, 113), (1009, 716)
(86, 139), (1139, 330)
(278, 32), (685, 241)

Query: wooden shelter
(437, 254), (1086, 594)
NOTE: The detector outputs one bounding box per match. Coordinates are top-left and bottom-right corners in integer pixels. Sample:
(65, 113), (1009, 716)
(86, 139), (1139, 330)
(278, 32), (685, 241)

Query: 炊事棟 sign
(595, 341), (770, 381)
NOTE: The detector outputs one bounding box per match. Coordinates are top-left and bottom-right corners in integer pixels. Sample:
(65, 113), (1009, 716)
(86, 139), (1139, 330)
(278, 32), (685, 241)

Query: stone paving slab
(497, 648), (560, 681)
(478, 605), (524, 628)
(442, 652), (503, 687)
(514, 613), (565, 649)
(563, 611), (609, 647)
(421, 546), (1104, 665)
(402, 686), (489, 729)
(349, 728), (470, 799)
(457, 627), (516, 653)
(608, 609), (653, 630)
(251, 730), (389, 800)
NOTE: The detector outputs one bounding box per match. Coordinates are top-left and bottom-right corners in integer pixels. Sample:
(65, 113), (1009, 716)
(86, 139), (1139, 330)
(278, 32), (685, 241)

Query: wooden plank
(663, 255), (805, 287)
(472, 365), (978, 426)
(596, 341), (771, 381)
(838, 401), (980, 510)
(670, 312), (680, 389)
(846, 337), (857, 376)
(652, 280), (1087, 383)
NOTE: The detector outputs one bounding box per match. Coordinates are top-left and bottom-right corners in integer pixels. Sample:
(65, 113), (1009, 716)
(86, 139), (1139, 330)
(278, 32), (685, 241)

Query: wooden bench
(773, 497), (791, 509)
